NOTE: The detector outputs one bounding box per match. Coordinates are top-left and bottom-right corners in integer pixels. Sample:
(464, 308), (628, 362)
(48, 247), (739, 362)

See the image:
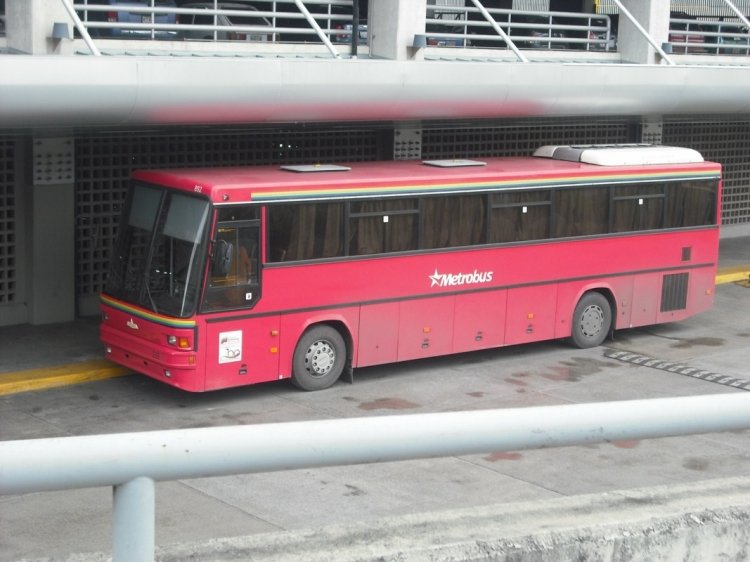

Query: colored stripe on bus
(251, 169), (718, 203)
(100, 295), (197, 329)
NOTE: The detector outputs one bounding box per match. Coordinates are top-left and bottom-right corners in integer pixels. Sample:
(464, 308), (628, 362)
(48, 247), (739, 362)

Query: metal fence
(3, 393), (750, 562)
(424, 5), (614, 51)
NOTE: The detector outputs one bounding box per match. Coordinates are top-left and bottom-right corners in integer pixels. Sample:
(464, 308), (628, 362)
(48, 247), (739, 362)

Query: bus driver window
(203, 207), (260, 311)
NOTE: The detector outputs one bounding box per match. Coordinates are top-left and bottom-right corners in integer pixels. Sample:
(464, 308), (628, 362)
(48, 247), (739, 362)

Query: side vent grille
(661, 273), (689, 312)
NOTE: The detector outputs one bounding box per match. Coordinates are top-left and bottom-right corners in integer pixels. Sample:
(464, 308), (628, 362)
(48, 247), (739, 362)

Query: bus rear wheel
(570, 292), (612, 349)
(292, 325), (346, 391)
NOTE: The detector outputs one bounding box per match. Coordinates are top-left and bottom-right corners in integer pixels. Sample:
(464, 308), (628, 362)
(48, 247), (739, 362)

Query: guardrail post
(113, 476), (155, 562)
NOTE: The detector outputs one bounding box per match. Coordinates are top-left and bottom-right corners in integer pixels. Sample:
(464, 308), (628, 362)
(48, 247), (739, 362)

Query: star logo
(429, 269), (444, 287)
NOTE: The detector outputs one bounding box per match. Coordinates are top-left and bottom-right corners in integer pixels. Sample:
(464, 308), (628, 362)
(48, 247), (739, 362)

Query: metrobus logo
(429, 268), (494, 288)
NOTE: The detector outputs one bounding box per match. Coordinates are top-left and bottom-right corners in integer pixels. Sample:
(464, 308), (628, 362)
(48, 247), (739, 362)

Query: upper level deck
(1, 0), (750, 130)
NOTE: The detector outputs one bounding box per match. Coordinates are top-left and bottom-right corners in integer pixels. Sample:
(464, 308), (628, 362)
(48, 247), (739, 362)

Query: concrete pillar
(641, 116), (664, 145)
(369, 0), (427, 61)
(393, 125), (423, 160)
(6, 0), (73, 55)
(27, 136), (76, 325)
(618, 0), (671, 65)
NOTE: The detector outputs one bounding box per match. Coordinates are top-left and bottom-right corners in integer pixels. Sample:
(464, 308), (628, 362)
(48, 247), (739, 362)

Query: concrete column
(6, 0), (73, 55)
(618, 0), (671, 65)
(393, 124), (423, 160)
(641, 115), (664, 145)
(369, 0), (427, 61)
(27, 137), (76, 325)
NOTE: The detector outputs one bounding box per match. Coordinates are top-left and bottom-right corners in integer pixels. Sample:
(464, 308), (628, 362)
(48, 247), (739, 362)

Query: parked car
(179, 2), (271, 42)
(79, 0), (178, 40)
(331, 22), (367, 44)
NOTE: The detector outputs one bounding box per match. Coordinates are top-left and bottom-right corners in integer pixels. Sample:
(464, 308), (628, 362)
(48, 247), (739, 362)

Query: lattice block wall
(0, 139), (17, 306)
(421, 117), (637, 159)
(663, 118), (750, 226)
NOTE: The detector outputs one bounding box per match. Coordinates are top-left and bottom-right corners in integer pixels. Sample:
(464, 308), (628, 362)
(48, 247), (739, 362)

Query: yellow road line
(716, 265), (750, 285)
(0, 360), (130, 396)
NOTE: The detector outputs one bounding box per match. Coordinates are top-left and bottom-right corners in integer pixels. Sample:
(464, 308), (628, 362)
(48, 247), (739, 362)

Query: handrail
(69, 0), (356, 52)
(469, 0), (528, 62)
(3, 393), (750, 561)
(59, 0), (101, 56)
(425, 5), (613, 52)
(293, 0), (341, 59)
(723, 0), (750, 30)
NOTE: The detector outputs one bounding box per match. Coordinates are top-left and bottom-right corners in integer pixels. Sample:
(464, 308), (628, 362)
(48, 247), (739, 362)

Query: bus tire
(570, 292), (612, 349)
(292, 325), (347, 391)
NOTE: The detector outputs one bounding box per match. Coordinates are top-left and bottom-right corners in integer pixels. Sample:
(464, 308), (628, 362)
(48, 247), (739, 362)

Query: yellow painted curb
(716, 265), (750, 285)
(0, 359), (130, 395)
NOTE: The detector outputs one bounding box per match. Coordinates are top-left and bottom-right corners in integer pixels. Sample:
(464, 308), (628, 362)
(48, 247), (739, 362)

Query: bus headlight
(167, 335), (190, 349)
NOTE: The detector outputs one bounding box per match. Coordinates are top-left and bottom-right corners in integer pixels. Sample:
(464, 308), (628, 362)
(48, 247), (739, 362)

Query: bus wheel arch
(291, 322), (351, 391)
(570, 289), (615, 349)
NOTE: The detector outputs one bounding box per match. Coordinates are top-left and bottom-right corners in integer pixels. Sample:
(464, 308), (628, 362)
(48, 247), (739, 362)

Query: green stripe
(101, 295), (196, 329)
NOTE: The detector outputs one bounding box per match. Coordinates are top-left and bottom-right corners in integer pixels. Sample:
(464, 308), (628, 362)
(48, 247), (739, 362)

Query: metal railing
(52, 1), (750, 60)
(3, 393), (750, 562)
(424, 5), (614, 52)
(71, 1), (361, 42)
(670, 17), (750, 55)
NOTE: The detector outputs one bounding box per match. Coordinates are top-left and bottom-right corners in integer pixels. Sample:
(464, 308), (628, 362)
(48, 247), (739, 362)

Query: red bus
(100, 144), (721, 392)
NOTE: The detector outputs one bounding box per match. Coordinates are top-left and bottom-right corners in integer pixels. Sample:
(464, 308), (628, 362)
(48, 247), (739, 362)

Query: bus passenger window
(268, 203), (343, 261)
(553, 187), (608, 238)
(489, 191), (550, 243)
(611, 184), (665, 233)
(665, 180), (718, 228)
(423, 195), (485, 249)
(349, 199), (418, 255)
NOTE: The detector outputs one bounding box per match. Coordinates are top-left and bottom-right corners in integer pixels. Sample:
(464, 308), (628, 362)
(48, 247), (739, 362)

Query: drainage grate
(604, 349), (750, 391)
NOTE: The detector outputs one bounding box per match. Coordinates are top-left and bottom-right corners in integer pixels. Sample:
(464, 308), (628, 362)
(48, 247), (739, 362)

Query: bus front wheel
(570, 292), (612, 349)
(292, 325), (347, 391)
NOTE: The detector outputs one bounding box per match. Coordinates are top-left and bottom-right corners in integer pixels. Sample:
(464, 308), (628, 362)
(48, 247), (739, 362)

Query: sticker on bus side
(219, 330), (242, 363)
(429, 269), (494, 288)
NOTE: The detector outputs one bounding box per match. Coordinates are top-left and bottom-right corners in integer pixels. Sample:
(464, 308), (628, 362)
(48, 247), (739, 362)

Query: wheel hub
(305, 340), (335, 377)
(580, 304), (604, 337)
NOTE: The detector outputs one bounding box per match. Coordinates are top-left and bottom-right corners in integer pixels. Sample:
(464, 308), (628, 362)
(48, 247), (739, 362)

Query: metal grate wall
(75, 127), (388, 305)
(663, 117), (750, 226)
(422, 117), (638, 158)
(0, 139), (17, 307)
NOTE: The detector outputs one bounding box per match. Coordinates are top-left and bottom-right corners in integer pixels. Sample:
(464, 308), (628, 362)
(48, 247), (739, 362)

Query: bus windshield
(105, 183), (210, 318)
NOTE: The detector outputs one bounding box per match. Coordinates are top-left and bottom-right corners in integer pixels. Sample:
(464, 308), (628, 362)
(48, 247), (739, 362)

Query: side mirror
(212, 240), (233, 277)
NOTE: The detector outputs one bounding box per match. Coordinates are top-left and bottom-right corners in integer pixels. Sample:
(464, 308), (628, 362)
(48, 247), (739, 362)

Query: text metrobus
(100, 144), (722, 392)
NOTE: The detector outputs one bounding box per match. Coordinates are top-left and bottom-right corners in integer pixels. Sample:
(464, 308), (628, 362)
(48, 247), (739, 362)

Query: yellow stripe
(716, 265), (750, 285)
(0, 360), (130, 396)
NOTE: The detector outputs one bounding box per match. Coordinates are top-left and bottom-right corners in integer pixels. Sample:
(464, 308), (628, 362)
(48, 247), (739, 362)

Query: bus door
(201, 208), (280, 389)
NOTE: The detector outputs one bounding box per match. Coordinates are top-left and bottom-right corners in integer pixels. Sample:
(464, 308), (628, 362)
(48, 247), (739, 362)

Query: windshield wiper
(143, 271), (159, 314)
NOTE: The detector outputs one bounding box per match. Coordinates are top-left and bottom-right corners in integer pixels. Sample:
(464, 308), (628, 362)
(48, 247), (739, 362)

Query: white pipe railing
(3, 393), (750, 561)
